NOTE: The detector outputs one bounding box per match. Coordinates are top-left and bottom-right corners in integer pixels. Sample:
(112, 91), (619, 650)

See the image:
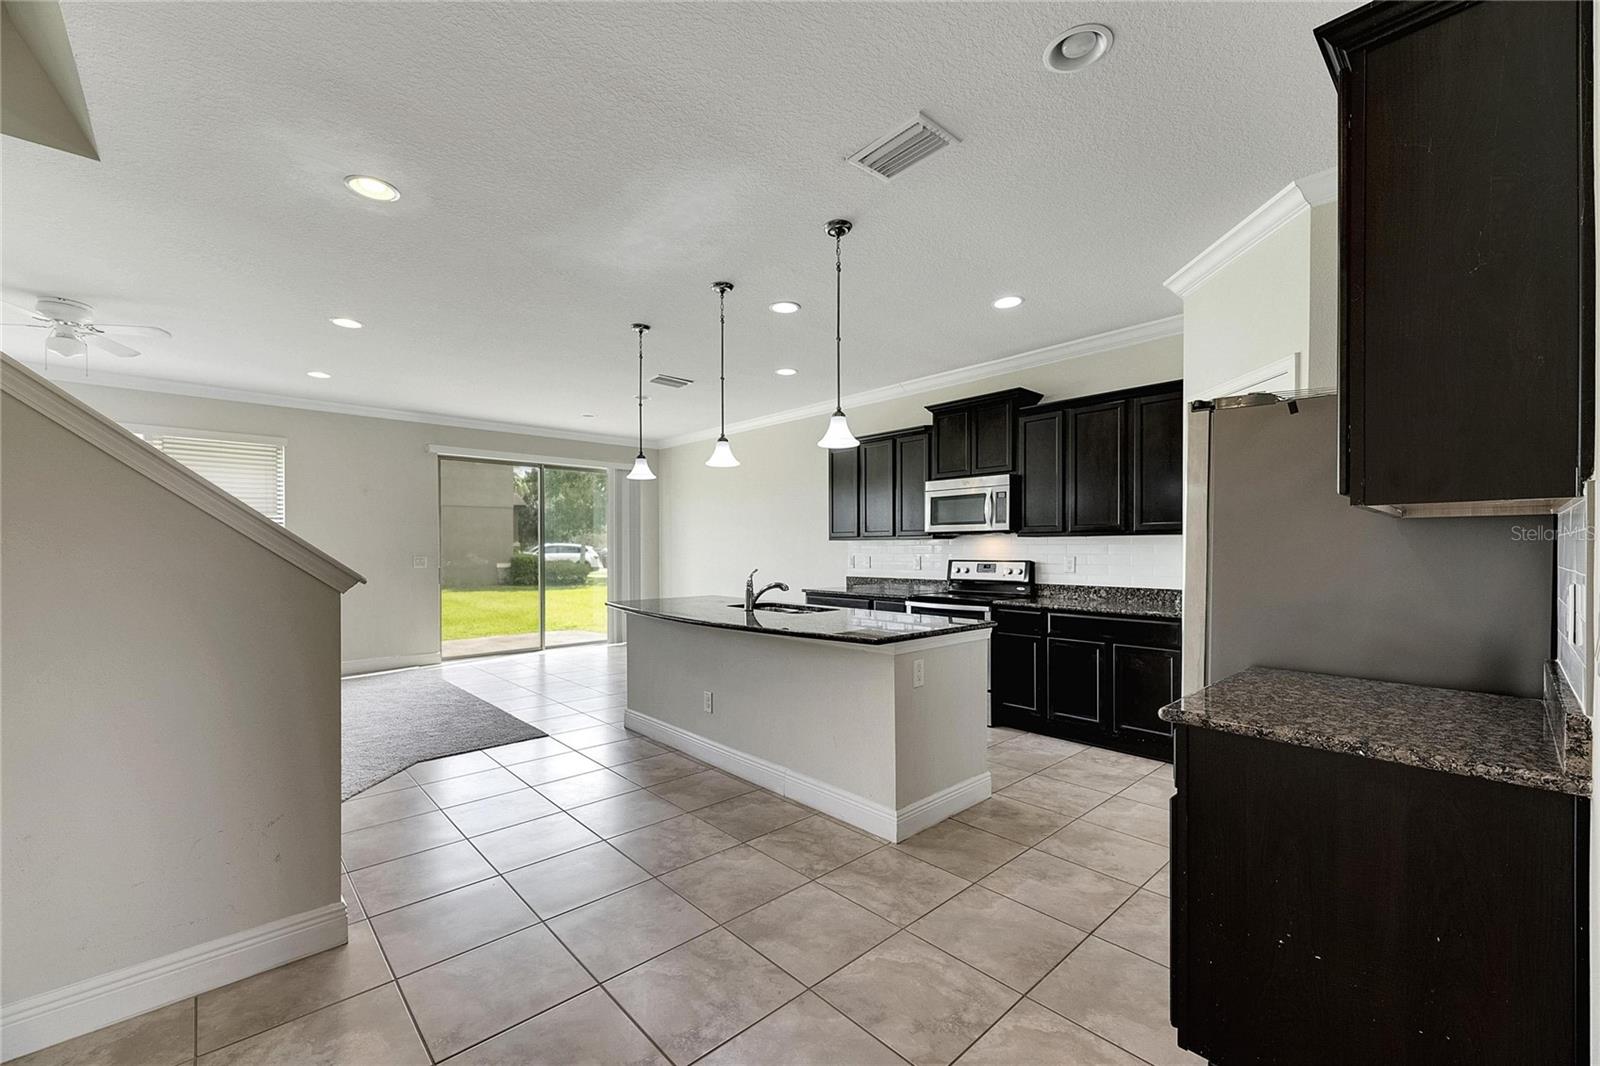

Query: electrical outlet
(413, 555), (429, 568)
(1060, 556), (1077, 574)
(703, 691), (714, 715)
(913, 658), (925, 688)
(913, 555), (923, 570)
(849, 554), (857, 569)
(861, 555), (872, 569)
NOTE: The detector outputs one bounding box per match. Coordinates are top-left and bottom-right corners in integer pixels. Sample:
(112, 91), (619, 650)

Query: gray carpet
(342, 670), (544, 798)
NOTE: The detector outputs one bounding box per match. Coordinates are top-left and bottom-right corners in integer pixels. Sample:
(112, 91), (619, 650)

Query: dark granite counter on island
(606, 596), (993, 646)
(1160, 665), (1589, 796)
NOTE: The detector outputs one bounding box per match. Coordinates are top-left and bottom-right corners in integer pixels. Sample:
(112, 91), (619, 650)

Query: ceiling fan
(2, 296), (171, 361)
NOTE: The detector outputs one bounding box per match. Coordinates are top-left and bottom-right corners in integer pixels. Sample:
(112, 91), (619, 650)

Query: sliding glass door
(438, 457), (609, 659)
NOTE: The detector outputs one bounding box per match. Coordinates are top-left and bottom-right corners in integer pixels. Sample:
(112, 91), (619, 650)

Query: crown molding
(1163, 167), (1338, 299)
(23, 359), (645, 449)
(2, 353), (365, 593)
(657, 314), (1184, 449)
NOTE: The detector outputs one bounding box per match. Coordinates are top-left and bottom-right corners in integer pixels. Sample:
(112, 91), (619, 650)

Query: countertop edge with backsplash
(1160, 665), (1590, 797)
(801, 579), (1182, 620)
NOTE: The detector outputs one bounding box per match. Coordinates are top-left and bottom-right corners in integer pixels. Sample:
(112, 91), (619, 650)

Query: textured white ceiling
(1, 1), (1349, 442)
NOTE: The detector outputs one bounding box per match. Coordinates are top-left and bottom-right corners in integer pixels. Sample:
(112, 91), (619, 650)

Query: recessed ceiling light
(343, 175), (401, 202)
(307, 370), (332, 379)
(769, 301), (801, 314)
(992, 295), (1025, 309)
(1044, 24), (1113, 72)
(775, 367), (798, 376)
(329, 317), (363, 329)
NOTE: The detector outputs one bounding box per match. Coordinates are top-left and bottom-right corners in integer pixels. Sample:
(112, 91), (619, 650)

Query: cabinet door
(1045, 636), (1105, 726)
(1330, 1), (1589, 506)
(931, 409), (971, 479)
(1018, 410), (1064, 533)
(828, 448), (860, 539)
(859, 437), (896, 538)
(895, 431), (930, 536)
(971, 400), (1014, 474)
(1131, 392), (1182, 533)
(992, 632), (1043, 718)
(1111, 643), (1178, 741)
(1067, 400), (1127, 534)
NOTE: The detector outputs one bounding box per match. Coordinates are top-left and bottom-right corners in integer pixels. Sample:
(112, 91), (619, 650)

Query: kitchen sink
(727, 603), (837, 614)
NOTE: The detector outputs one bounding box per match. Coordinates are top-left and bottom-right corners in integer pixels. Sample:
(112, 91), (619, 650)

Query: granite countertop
(1160, 666), (1590, 796)
(802, 581), (1182, 620)
(607, 596), (994, 646)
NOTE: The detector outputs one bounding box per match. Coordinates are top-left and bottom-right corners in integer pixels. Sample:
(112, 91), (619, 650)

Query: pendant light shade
(818, 218), (860, 450)
(818, 412), (859, 449)
(705, 281), (740, 468)
(626, 323), (656, 481)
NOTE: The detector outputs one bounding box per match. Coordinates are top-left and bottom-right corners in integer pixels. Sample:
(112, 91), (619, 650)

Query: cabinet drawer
(805, 593), (872, 610)
(994, 607), (1044, 635)
(1049, 611), (1180, 647)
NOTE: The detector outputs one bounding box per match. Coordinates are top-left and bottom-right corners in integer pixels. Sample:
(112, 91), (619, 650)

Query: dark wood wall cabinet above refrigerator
(925, 389), (1043, 479)
(1016, 381), (1183, 537)
(827, 427), (930, 541)
(992, 605), (1180, 760)
(1315, 1), (1594, 516)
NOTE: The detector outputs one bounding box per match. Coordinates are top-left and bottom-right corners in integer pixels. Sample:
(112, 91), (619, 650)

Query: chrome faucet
(745, 568), (789, 611)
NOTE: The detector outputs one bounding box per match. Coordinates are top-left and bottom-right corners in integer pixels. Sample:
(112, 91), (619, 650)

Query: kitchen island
(606, 596), (994, 841)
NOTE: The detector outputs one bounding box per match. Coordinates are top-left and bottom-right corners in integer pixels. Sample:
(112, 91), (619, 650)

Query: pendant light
(626, 323), (656, 481)
(705, 281), (740, 468)
(817, 218), (860, 450)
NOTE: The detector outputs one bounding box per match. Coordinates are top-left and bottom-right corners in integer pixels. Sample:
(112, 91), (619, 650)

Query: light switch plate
(913, 659), (925, 688)
(703, 691), (714, 714)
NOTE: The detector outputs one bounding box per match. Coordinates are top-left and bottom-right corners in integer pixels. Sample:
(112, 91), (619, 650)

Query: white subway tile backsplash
(844, 533), (1183, 589)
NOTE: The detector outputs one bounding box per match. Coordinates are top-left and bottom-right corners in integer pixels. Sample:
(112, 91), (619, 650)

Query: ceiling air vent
(848, 112), (961, 181)
(649, 374), (693, 389)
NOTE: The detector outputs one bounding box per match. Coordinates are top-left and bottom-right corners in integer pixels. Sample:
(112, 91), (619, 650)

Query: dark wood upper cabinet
(1017, 409), (1065, 534)
(858, 436), (896, 538)
(931, 409), (971, 479)
(1315, 1), (1594, 513)
(895, 430), (930, 536)
(926, 389), (1042, 479)
(827, 447), (859, 539)
(828, 427), (932, 541)
(1066, 399), (1127, 534)
(1131, 390), (1183, 532)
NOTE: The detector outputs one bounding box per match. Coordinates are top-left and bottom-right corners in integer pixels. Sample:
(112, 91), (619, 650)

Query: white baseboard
(0, 902), (348, 1060)
(623, 709), (989, 842)
(341, 652), (440, 676)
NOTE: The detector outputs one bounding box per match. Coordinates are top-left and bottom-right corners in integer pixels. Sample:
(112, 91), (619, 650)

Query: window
(129, 426), (286, 525)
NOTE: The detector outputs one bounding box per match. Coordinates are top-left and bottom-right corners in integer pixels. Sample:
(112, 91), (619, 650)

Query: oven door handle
(906, 600), (992, 621)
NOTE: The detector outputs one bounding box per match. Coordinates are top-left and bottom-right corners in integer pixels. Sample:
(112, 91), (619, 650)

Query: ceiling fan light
(817, 412), (860, 450)
(705, 436), (740, 468)
(44, 327), (86, 360)
(626, 454), (657, 481)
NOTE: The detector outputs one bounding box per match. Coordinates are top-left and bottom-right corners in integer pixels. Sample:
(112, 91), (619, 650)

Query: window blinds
(144, 433), (286, 525)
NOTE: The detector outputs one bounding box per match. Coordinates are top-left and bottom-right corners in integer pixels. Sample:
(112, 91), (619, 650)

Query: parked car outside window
(520, 543), (603, 570)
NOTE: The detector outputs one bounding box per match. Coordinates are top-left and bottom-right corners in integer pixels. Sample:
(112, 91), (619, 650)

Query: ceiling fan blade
(2, 300), (45, 320)
(93, 324), (171, 339)
(90, 335), (141, 358)
(1, 322), (47, 329)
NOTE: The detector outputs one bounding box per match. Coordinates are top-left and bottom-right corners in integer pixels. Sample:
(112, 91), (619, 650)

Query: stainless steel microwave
(924, 474), (1018, 534)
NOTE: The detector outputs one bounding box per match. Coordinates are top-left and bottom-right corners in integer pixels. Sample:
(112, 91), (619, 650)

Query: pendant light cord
(719, 286), (727, 436)
(834, 229), (843, 414)
(636, 326), (645, 458)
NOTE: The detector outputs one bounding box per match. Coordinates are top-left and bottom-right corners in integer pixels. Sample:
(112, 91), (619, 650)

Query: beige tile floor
(10, 644), (1200, 1066)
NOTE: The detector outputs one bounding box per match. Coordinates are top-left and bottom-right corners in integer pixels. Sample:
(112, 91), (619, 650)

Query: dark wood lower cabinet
(992, 608), (1179, 759)
(1173, 726), (1590, 1064)
(804, 592), (872, 610)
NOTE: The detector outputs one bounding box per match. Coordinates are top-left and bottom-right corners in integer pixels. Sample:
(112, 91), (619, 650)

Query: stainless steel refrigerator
(1184, 392), (1553, 698)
